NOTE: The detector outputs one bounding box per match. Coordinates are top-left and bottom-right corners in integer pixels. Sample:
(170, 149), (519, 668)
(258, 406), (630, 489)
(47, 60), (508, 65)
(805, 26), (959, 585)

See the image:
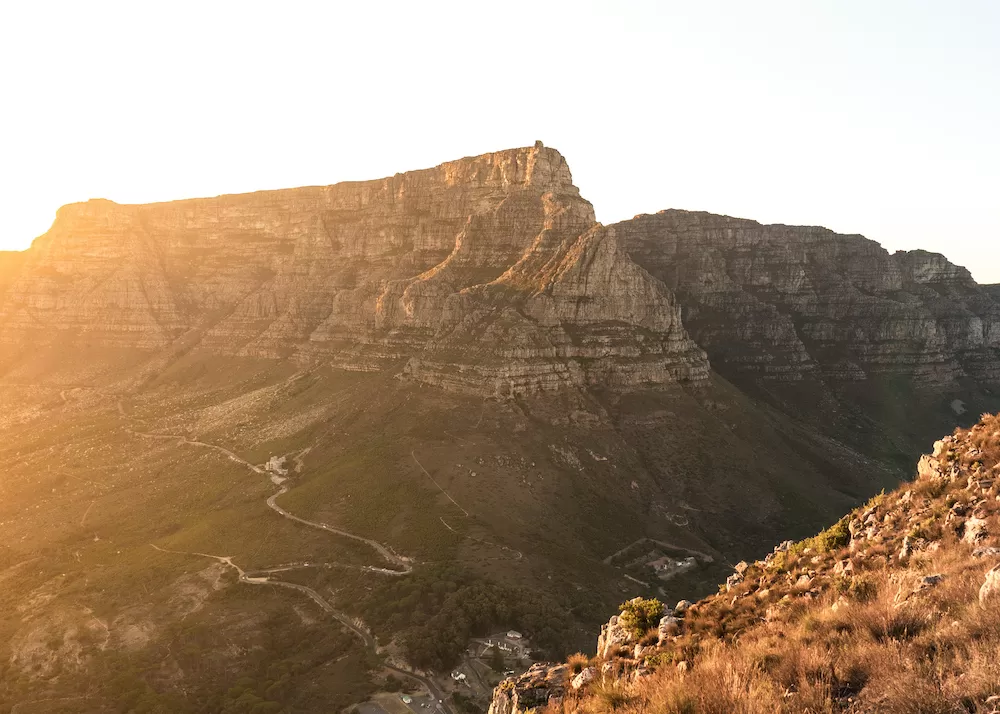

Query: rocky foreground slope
(492, 413), (1000, 713)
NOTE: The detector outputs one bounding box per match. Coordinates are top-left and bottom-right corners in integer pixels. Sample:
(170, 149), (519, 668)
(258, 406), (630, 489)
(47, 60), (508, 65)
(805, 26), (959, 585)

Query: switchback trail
(131, 429), (411, 574)
(149, 544), (452, 713)
(134, 427), (454, 712)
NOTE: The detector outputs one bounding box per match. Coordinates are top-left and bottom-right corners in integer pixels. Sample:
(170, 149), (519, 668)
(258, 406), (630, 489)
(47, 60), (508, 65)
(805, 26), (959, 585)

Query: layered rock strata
(0, 146), (709, 395)
(1, 148), (997, 394)
(614, 210), (1000, 384)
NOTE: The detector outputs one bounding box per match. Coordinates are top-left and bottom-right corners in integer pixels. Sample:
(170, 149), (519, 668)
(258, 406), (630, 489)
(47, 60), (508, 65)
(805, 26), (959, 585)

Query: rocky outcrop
(596, 614), (632, 659)
(487, 662), (567, 714)
(613, 210), (1000, 385)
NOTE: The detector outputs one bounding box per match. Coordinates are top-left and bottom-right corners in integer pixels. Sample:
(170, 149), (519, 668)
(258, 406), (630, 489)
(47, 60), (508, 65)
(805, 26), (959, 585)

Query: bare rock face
(2, 146), (998, 396)
(596, 614), (633, 659)
(0, 146), (708, 395)
(613, 210), (1000, 385)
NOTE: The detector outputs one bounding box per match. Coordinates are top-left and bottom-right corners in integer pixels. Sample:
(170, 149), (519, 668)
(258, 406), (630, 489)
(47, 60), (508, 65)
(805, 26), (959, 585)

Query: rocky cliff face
(614, 210), (1000, 386)
(1, 147), (997, 397)
(0, 146), (708, 394)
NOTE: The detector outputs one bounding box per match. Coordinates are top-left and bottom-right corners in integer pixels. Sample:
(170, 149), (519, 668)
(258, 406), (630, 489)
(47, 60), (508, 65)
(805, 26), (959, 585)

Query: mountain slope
(492, 412), (1000, 713)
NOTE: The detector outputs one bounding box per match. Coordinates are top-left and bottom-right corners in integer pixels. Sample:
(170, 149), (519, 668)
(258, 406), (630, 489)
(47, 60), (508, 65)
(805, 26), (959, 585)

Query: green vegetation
(336, 564), (576, 671)
(617, 597), (664, 639)
(489, 645), (505, 672)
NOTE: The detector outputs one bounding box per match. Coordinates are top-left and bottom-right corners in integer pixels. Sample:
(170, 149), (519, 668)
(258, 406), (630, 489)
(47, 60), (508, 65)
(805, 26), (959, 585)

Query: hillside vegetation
(524, 414), (1000, 714)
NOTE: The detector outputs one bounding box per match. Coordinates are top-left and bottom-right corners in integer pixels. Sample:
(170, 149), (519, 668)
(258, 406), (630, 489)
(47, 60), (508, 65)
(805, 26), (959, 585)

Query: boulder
(899, 536), (912, 560)
(571, 667), (597, 690)
(917, 455), (943, 480)
(980, 564), (1000, 606)
(673, 600), (692, 615)
(833, 559), (854, 576)
(657, 615), (682, 644)
(963, 517), (989, 545)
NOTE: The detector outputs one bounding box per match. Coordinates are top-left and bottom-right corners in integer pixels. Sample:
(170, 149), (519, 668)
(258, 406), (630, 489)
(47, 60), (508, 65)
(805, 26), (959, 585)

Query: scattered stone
(632, 666), (651, 680)
(657, 615), (682, 644)
(963, 516), (989, 545)
(834, 559), (854, 576)
(571, 666), (597, 690)
(980, 564), (1000, 606)
(676, 660), (690, 673)
(673, 600), (692, 615)
(920, 574), (945, 588)
(899, 536), (912, 560)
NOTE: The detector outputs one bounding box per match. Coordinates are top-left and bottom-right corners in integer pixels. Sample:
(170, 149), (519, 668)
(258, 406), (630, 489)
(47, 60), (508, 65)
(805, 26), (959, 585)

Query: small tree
(618, 597), (664, 639)
(489, 645), (505, 672)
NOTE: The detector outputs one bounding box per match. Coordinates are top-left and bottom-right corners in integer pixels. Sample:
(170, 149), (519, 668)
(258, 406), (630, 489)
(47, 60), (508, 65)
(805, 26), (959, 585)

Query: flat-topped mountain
(2, 144), (997, 397)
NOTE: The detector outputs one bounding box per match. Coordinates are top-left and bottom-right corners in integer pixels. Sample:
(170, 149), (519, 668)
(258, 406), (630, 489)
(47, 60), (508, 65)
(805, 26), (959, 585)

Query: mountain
(493, 412), (1000, 713)
(0, 144), (997, 711)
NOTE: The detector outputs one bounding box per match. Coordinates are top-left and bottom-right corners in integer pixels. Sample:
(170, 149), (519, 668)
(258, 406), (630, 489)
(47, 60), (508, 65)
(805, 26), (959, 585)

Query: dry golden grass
(557, 414), (1000, 714)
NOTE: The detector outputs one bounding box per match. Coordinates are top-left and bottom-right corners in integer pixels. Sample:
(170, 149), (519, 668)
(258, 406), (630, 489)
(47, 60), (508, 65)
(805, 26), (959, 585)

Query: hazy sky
(2, 1), (998, 282)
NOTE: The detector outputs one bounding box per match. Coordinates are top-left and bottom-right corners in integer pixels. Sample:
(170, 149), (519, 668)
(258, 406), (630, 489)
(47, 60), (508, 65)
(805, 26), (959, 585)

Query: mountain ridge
(1, 145), (997, 399)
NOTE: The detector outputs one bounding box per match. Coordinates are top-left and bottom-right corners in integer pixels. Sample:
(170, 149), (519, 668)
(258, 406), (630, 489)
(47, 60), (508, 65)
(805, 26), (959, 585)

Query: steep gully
(125, 408), (455, 712)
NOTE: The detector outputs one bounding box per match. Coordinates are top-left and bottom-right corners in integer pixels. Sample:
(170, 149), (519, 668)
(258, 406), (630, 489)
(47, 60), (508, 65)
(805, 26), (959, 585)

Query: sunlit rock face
(1, 147), (996, 394)
(0, 146), (709, 394)
(614, 210), (1000, 386)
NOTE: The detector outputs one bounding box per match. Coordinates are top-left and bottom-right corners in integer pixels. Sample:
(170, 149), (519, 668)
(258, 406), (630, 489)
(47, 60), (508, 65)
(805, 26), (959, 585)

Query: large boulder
(917, 455), (943, 480)
(963, 517), (989, 545)
(980, 564), (1000, 606)
(657, 615), (682, 644)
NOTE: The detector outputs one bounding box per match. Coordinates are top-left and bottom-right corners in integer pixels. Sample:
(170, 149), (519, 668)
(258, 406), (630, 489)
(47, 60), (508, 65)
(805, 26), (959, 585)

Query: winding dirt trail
(134, 428), (451, 711)
(132, 430), (411, 573)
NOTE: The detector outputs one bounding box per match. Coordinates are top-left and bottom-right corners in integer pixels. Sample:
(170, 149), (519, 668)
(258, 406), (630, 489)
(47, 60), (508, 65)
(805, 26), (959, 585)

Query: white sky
(1, 1), (998, 282)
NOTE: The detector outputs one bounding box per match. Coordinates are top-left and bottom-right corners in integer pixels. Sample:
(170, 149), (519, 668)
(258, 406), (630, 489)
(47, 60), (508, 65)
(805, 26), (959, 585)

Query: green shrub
(618, 597), (665, 639)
